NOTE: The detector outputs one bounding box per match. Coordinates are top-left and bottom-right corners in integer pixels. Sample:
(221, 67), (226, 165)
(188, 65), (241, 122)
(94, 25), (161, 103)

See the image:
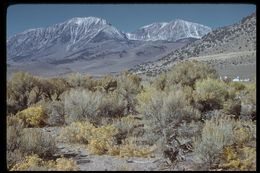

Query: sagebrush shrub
(193, 115), (236, 167)
(64, 89), (102, 124)
(165, 60), (218, 88)
(162, 89), (201, 124)
(193, 115), (256, 168)
(41, 100), (66, 126)
(7, 125), (23, 152)
(152, 73), (167, 91)
(223, 99), (241, 116)
(240, 82), (256, 120)
(98, 75), (117, 92)
(117, 72), (142, 114)
(7, 124), (24, 169)
(66, 72), (95, 89)
(20, 128), (56, 157)
(141, 88), (200, 135)
(194, 78), (229, 111)
(7, 72), (40, 114)
(97, 91), (126, 118)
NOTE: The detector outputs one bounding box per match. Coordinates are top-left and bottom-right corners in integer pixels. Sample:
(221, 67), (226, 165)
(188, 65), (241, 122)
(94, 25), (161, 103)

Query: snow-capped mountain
(7, 17), (127, 61)
(126, 19), (211, 42)
(7, 17), (212, 77)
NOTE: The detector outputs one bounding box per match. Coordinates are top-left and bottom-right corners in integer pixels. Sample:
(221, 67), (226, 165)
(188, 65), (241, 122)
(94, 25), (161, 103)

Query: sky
(7, 4), (256, 38)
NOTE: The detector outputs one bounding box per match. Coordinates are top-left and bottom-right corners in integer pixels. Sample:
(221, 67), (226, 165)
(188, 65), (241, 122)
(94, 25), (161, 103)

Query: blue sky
(7, 4), (256, 38)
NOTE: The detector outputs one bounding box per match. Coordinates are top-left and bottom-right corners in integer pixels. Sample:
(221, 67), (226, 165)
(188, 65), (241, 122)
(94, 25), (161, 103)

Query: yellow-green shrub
(136, 85), (156, 102)
(194, 78), (229, 111)
(229, 81), (246, 91)
(58, 121), (156, 158)
(165, 60), (218, 88)
(15, 106), (47, 127)
(7, 72), (39, 114)
(88, 125), (119, 155)
(152, 73), (167, 91)
(220, 146), (256, 171)
(58, 121), (95, 144)
(58, 122), (119, 155)
(10, 154), (79, 171)
(55, 157), (79, 171)
(118, 137), (156, 158)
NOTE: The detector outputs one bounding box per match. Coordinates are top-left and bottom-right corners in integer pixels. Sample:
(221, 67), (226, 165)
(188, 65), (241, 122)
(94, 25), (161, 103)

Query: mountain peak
(65, 16), (109, 25)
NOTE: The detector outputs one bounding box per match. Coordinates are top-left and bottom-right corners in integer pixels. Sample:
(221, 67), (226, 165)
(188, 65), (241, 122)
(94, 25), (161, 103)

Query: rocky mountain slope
(130, 12), (256, 77)
(7, 17), (210, 78)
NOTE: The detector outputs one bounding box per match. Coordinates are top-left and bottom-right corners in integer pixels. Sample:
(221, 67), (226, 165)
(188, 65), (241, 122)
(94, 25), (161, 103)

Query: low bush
(117, 72), (142, 114)
(194, 115), (256, 168)
(194, 78), (229, 111)
(165, 60), (218, 88)
(42, 100), (66, 126)
(7, 124), (24, 169)
(19, 128), (56, 157)
(193, 115), (236, 167)
(118, 137), (156, 158)
(240, 82), (256, 120)
(229, 81), (246, 91)
(10, 154), (79, 171)
(64, 89), (102, 124)
(7, 72), (41, 114)
(98, 75), (117, 92)
(220, 146), (256, 171)
(141, 88), (200, 136)
(223, 99), (241, 116)
(15, 106), (47, 127)
(97, 91), (126, 118)
(88, 125), (119, 155)
(66, 72), (96, 90)
(58, 121), (95, 144)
